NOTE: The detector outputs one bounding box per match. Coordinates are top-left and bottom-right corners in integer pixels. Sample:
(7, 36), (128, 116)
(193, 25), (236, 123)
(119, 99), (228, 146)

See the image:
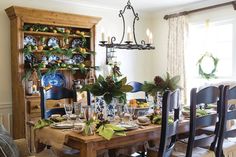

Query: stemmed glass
(64, 103), (73, 122)
(74, 102), (82, 122)
(128, 106), (135, 124)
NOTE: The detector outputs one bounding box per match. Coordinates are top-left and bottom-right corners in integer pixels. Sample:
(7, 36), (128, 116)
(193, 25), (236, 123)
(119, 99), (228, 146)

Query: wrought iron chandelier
(99, 0), (155, 52)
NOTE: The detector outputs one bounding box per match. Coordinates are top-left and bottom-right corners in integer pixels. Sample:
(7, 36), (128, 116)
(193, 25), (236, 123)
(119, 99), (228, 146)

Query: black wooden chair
(147, 89), (180, 157)
(173, 85), (225, 157)
(218, 85), (236, 156)
(39, 86), (76, 119)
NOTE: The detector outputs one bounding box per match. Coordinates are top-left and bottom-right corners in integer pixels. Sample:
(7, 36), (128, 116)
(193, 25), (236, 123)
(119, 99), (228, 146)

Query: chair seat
(222, 139), (236, 157)
(171, 142), (215, 157)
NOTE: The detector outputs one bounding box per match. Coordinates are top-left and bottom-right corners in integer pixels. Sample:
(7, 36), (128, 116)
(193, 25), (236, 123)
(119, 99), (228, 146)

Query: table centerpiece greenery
(80, 75), (133, 104)
(141, 72), (181, 103)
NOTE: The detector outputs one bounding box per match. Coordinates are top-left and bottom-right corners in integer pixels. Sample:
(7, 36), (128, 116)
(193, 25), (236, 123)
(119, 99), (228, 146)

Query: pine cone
(106, 76), (115, 88)
(154, 76), (165, 86)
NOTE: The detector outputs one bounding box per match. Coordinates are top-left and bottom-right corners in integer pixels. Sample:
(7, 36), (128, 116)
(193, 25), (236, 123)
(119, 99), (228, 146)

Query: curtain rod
(164, 0), (236, 20)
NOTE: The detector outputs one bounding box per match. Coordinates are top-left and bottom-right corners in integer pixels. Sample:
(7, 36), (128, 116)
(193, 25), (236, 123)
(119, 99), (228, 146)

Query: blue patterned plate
(24, 35), (37, 46)
(71, 39), (83, 48)
(48, 37), (59, 48)
(41, 72), (66, 87)
(72, 54), (84, 64)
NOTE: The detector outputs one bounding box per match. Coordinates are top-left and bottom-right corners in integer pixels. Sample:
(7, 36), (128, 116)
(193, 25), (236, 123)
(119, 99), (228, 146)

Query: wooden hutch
(5, 6), (101, 139)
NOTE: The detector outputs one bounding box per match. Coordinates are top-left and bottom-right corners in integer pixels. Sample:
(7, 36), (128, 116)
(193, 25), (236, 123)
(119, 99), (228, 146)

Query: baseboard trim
(0, 103), (12, 110)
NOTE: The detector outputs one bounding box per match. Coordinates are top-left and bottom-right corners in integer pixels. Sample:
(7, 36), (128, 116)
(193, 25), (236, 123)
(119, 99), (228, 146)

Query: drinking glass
(74, 102), (82, 122)
(64, 103), (73, 122)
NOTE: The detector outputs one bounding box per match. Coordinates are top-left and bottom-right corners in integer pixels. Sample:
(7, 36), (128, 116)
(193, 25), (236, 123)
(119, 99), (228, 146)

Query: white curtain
(167, 16), (187, 104)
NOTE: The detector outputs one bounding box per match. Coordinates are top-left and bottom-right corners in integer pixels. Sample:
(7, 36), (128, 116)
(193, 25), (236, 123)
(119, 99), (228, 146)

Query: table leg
(80, 143), (96, 157)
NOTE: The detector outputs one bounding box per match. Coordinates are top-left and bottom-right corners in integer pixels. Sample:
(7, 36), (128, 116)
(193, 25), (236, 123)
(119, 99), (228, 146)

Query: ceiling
(67, 0), (208, 11)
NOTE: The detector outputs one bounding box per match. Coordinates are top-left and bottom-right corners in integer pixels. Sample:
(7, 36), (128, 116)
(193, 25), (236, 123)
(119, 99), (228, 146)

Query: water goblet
(64, 103), (73, 122)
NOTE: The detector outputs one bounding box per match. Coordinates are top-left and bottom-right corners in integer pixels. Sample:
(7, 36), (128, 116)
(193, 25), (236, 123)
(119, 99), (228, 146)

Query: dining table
(34, 120), (190, 157)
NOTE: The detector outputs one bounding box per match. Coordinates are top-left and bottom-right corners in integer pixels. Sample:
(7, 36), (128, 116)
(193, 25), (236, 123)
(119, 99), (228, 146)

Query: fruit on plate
(128, 99), (149, 108)
(129, 99), (138, 107)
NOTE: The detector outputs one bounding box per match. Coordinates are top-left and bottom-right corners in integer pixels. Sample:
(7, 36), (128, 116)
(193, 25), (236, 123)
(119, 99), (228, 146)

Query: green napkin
(34, 119), (53, 129)
(97, 124), (126, 140)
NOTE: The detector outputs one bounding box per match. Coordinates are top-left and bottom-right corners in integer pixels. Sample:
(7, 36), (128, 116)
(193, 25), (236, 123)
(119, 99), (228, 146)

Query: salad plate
(72, 54), (84, 64)
(24, 35), (37, 46)
(71, 39), (83, 48)
(41, 72), (66, 87)
(117, 123), (139, 130)
(50, 122), (73, 129)
(48, 37), (59, 48)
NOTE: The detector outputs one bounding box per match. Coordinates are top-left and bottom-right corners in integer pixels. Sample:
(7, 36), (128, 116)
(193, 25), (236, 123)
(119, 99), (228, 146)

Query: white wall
(0, 0), (154, 108)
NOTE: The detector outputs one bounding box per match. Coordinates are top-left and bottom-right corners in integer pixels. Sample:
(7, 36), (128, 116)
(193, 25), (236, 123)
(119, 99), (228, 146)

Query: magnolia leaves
(81, 75), (133, 104)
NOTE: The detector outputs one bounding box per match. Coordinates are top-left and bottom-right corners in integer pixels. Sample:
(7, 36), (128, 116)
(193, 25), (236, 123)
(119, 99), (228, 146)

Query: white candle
(146, 28), (150, 37)
(146, 28), (150, 44)
(101, 28), (105, 41)
(127, 26), (132, 41)
(149, 32), (153, 44)
(108, 35), (111, 44)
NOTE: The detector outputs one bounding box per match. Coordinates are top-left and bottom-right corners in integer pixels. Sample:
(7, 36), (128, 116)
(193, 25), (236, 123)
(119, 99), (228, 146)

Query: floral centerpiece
(142, 72), (180, 103)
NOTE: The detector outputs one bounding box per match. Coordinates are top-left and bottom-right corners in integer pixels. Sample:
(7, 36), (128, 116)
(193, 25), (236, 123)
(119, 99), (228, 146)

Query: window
(186, 18), (235, 95)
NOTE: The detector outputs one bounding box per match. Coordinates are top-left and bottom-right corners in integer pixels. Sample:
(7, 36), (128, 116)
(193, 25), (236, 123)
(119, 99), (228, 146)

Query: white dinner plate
(50, 122), (73, 129)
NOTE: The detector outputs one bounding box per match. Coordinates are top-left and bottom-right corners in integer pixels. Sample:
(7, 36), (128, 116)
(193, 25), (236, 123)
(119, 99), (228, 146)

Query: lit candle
(127, 26), (132, 41)
(146, 28), (150, 37)
(146, 28), (151, 44)
(149, 32), (153, 44)
(101, 28), (105, 41)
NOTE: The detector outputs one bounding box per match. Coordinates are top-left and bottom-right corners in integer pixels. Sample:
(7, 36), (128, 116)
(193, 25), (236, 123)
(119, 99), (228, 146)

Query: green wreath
(197, 53), (219, 80)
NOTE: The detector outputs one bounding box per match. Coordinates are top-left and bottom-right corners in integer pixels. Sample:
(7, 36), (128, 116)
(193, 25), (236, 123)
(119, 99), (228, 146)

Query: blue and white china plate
(72, 54), (84, 64)
(41, 72), (66, 87)
(71, 39), (83, 48)
(24, 35), (37, 46)
(48, 37), (59, 48)
(48, 55), (60, 62)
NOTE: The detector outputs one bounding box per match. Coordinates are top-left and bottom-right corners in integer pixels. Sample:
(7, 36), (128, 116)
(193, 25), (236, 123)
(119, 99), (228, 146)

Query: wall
(0, 0), (154, 130)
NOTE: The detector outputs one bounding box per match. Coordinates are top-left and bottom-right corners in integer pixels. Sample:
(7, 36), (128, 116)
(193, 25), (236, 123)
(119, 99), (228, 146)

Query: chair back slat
(40, 86), (76, 119)
(128, 81), (143, 93)
(158, 89), (180, 157)
(195, 114), (217, 128)
(197, 86), (219, 104)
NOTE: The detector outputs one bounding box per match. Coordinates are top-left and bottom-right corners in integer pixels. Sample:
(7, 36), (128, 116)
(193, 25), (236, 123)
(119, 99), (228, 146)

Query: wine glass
(74, 102), (82, 122)
(64, 103), (73, 122)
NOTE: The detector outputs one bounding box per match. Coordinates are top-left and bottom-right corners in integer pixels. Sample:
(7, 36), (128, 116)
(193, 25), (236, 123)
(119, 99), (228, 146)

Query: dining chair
(39, 86), (76, 119)
(173, 85), (225, 157)
(218, 85), (236, 157)
(147, 89), (180, 157)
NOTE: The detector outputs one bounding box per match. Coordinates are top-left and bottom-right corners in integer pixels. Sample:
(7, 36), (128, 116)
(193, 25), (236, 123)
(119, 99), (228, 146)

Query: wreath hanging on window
(197, 52), (219, 80)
